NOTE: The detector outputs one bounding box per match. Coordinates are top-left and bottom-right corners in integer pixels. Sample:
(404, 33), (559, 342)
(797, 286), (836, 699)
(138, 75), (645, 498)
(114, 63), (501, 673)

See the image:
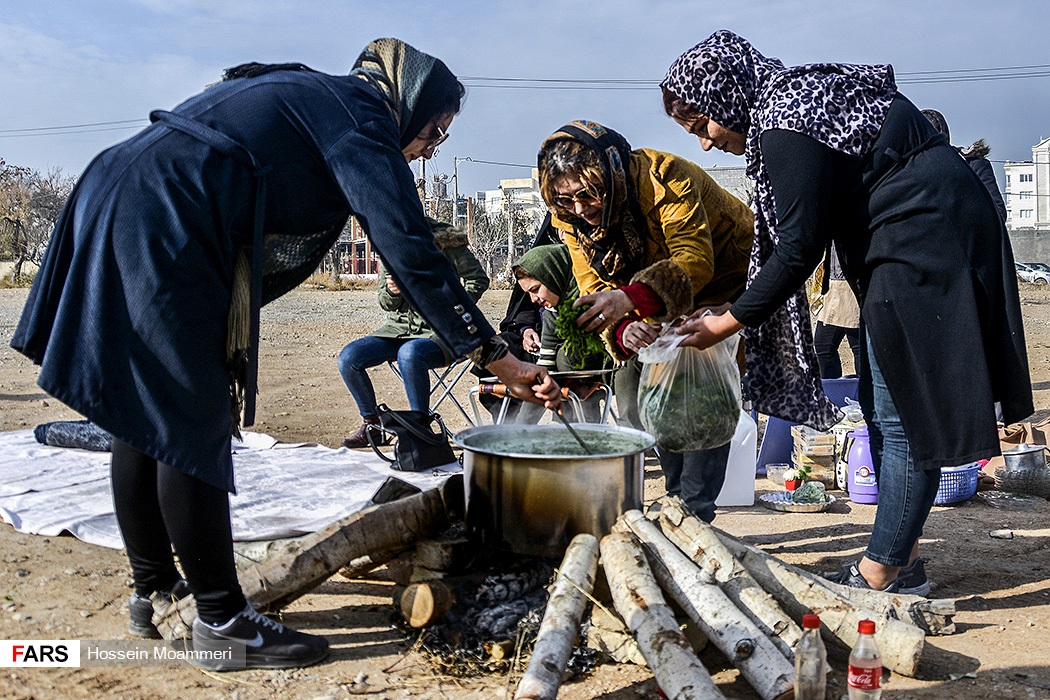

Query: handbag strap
(377, 405), (448, 446)
(366, 424), (397, 463)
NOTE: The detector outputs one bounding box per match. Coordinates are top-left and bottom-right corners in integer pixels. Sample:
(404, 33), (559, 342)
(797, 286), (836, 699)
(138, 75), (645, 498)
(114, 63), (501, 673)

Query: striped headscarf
(351, 38), (459, 147)
(662, 30), (897, 430)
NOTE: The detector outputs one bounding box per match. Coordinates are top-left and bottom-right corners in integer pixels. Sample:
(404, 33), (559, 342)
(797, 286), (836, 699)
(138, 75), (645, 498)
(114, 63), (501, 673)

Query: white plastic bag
(637, 326), (742, 452)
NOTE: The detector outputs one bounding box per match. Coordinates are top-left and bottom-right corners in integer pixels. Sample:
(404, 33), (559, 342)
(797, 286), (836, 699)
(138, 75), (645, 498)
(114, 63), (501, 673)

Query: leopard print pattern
(663, 30), (896, 429)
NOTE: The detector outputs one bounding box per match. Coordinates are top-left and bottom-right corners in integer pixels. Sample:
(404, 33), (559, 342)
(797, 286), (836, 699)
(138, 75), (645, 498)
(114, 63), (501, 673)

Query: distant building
(701, 165), (753, 207)
(1004, 136), (1050, 231)
(479, 168), (547, 220)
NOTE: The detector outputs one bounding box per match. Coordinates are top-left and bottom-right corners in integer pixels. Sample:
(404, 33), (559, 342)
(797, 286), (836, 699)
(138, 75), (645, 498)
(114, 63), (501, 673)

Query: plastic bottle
(848, 619), (883, 699)
(716, 410), (758, 506)
(793, 613), (827, 700)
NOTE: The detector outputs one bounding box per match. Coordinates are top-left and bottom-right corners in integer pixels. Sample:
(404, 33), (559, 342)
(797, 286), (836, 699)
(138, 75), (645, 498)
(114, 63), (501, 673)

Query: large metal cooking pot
(453, 423), (655, 558)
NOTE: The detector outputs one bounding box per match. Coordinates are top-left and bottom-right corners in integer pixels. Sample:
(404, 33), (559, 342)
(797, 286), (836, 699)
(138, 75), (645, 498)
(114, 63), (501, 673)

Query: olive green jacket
(372, 220), (490, 363)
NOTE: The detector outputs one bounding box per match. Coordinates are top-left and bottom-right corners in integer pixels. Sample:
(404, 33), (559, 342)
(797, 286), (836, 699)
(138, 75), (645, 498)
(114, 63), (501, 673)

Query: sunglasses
(552, 187), (602, 210)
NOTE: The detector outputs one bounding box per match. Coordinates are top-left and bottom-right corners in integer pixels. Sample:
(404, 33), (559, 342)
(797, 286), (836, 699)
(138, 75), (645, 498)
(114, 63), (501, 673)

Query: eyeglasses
(422, 124), (449, 150)
(552, 187), (602, 210)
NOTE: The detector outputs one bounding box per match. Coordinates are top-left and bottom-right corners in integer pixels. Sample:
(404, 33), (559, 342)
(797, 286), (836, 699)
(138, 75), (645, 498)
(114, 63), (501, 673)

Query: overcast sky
(2, 1), (1047, 197)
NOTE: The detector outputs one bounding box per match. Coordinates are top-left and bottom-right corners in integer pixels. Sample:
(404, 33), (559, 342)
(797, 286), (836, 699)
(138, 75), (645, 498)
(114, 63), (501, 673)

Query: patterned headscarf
(661, 30), (897, 430)
(351, 38), (459, 148)
(538, 121), (649, 285)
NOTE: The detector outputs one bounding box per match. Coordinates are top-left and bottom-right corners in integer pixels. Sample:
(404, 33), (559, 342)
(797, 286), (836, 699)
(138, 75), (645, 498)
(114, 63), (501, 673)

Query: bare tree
(0, 160), (74, 282)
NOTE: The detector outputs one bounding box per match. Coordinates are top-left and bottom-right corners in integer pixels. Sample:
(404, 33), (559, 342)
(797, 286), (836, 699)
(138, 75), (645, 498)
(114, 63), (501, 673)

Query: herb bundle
(554, 299), (606, 369)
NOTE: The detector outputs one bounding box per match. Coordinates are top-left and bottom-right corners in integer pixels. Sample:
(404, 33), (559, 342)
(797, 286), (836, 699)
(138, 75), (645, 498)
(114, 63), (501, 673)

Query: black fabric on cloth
(111, 439), (246, 622)
(33, 420), (112, 452)
(732, 96), (1032, 469)
(12, 63), (491, 493)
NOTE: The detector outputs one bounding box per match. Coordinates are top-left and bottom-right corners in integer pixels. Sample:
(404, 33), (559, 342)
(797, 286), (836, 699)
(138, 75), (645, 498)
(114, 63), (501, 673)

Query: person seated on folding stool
(339, 218), (489, 447)
(513, 243), (612, 423)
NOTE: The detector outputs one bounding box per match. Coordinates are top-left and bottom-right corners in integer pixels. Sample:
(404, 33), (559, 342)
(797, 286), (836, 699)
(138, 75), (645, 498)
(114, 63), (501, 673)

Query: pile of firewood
(152, 480), (956, 700)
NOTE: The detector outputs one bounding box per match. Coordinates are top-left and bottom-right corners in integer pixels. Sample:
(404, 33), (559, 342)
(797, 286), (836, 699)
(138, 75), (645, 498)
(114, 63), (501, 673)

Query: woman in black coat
(11, 38), (559, 669)
(661, 30), (1032, 595)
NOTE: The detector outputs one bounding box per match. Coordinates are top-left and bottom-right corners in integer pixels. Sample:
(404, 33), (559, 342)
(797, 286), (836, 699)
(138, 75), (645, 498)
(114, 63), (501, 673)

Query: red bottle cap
(802, 613), (821, 629)
(858, 619), (876, 635)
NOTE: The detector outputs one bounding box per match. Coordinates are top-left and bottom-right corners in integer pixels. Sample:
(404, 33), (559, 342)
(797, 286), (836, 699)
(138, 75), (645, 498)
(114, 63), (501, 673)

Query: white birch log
(154, 487), (449, 639)
(514, 533), (600, 700)
(715, 530), (956, 636)
(658, 502), (926, 677)
(600, 532), (725, 700)
(622, 511), (794, 700)
(656, 497), (801, 659)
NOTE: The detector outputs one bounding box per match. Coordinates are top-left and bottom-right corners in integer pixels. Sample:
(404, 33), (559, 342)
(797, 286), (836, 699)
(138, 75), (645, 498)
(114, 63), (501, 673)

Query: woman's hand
(522, 328), (541, 354)
(574, 289), (636, 334)
(386, 275), (401, 295)
(621, 321), (659, 353)
(676, 306), (744, 350)
(486, 354), (563, 409)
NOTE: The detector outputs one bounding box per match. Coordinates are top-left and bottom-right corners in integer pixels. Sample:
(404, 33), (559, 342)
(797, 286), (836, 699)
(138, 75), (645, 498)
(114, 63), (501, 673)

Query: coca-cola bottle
(793, 613), (827, 699)
(848, 619), (883, 699)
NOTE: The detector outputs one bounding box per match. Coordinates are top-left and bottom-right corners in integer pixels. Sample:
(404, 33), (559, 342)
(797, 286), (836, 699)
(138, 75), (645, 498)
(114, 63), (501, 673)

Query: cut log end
(400, 581), (456, 628)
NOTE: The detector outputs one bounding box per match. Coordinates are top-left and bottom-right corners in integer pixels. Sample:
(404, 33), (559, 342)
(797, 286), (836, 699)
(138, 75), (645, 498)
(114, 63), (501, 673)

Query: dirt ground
(1, 283), (1049, 700)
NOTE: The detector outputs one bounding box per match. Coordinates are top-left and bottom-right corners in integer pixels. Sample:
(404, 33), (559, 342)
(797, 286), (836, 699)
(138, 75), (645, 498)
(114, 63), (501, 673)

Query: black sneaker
(896, 557), (931, 597)
(824, 562), (900, 593)
(191, 604), (329, 671)
(128, 579), (190, 639)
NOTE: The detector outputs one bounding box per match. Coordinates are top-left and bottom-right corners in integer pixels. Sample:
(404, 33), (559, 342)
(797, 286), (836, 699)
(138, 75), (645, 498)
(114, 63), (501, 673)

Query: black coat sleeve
(324, 118), (495, 357)
(730, 129), (847, 326)
(968, 157), (1007, 223)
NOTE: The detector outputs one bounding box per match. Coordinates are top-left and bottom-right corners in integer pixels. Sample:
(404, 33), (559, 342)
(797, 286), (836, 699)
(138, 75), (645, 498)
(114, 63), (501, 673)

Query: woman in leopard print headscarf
(662, 30), (1032, 595)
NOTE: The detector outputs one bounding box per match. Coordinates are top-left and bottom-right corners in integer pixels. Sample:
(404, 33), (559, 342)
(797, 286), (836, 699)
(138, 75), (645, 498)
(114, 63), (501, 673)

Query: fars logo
(1, 641), (80, 667)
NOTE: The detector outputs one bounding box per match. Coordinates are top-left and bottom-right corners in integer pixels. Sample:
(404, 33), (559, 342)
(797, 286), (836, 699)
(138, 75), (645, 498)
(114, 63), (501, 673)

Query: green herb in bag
(637, 331), (741, 452)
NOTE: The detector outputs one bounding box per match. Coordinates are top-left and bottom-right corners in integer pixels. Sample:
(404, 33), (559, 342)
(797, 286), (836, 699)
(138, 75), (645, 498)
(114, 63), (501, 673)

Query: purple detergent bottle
(847, 425), (878, 504)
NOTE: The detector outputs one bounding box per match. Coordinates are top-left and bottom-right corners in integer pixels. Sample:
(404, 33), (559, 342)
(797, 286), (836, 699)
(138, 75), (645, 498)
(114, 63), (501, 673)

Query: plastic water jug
(716, 410), (757, 507)
(847, 425), (878, 504)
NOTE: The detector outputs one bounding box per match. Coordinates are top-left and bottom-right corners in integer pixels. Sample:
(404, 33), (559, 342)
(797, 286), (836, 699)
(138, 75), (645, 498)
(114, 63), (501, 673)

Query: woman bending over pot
(662, 30), (1032, 593)
(536, 120), (753, 523)
(12, 38), (559, 670)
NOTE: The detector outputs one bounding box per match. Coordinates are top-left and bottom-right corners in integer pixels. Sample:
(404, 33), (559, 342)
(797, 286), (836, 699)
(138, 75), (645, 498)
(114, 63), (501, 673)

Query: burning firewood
(514, 533), (600, 700)
(154, 487), (451, 639)
(620, 511), (795, 700)
(657, 497), (928, 677)
(599, 531), (726, 700)
(655, 497), (801, 659)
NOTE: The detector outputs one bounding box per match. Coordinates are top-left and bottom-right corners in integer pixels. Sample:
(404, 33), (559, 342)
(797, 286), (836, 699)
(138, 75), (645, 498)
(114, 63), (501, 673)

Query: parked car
(1016, 262), (1050, 284)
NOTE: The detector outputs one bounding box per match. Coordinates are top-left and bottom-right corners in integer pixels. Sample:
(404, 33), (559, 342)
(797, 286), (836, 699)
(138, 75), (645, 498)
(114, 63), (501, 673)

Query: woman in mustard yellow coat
(537, 120), (753, 521)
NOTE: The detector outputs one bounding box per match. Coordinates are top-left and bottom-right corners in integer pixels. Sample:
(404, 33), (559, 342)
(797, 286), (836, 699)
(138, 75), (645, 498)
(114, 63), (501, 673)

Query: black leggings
(111, 439), (246, 623)
(813, 321), (861, 379)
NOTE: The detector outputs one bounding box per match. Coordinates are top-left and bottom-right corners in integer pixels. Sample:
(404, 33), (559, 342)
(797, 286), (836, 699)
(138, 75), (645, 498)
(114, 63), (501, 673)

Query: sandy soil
(1, 284), (1049, 700)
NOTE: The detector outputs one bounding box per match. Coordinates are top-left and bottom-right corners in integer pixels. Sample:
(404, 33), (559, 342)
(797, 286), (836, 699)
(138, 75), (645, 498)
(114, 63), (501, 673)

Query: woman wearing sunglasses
(12, 38), (560, 671)
(536, 120), (754, 523)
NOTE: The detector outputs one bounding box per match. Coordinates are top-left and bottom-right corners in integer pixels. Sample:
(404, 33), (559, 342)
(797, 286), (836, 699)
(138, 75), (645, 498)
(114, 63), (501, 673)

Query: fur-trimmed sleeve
(630, 258), (693, 321)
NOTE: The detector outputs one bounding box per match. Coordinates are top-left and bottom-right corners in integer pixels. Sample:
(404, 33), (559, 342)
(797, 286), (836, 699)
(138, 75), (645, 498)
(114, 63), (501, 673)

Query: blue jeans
(860, 335), (941, 567)
(337, 336), (446, 417)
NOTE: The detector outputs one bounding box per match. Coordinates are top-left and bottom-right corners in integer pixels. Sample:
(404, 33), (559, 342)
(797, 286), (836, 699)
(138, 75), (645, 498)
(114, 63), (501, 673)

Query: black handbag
(367, 404), (458, 472)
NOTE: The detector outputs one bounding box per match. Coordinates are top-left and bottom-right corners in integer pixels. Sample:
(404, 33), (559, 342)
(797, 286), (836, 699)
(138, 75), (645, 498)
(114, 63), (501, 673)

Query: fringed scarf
(539, 121), (649, 285)
(661, 29), (896, 430)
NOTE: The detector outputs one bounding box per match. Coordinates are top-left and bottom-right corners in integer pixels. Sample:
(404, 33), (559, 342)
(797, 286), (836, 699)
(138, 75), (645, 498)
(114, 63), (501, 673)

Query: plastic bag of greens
(637, 325), (741, 452)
